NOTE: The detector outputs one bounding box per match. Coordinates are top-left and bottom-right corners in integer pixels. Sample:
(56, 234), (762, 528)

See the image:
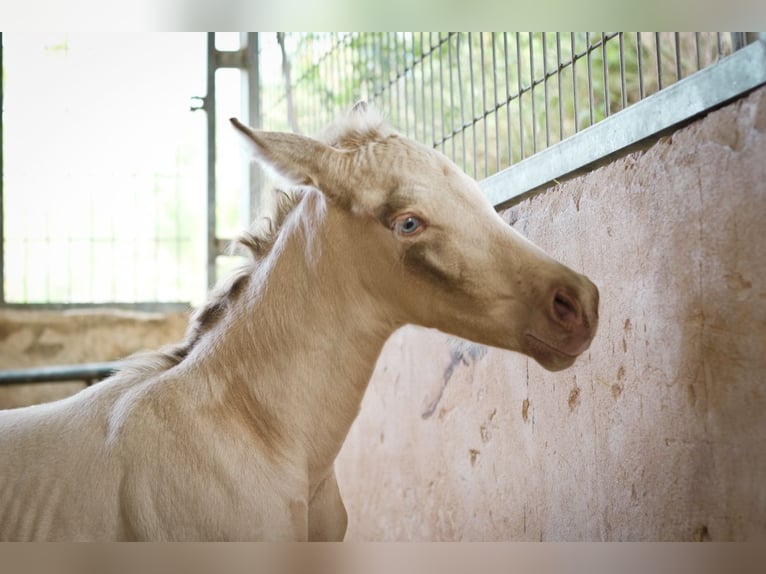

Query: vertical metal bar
(637, 33), (645, 100)
(390, 33), (399, 131)
(380, 34), (388, 117)
(335, 34), (343, 109)
(420, 33), (427, 145)
(350, 33), (359, 102)
(480, 33), (488, 178)
(243, 33), (261, 223)
(504, 33), (512, 164)
(338, 34), (345, 113)
(529, 33), (537, 153)
(401, 34), (410, 137)
(411, 33), (419, 141)
(0, 32), (4, 303)
(376, 32), (383, 106)
(366, 33), (374, 100)
(368, 33), (376, 101)
(731, 32), (746, 51)
(377, 32), (384, 106)
(695, 32), (702, 70)
(437, 34), (446, 152)
(410, 33), (417, 141)
(311, 37), (322, 129)
(372, 32), (378, 106)
(586, 32), (594, 126)
(448, 34), (456, 162)
(619, 32), (627, 110)
(556, 33), (564, 141)
(362, 33), (369, 102)
(314, 36), (321, 133)
(572, 33), (579, 133)
(364, 32), (372, 100)
(327, 34), (335, 119)
(655, 32), (663, 90)
(349, 34), (355, 104)
(491, 32), (500, 173)
(205, 33), (218, 290)
(516, 33), (524, 158)
(334, 33), (341, 117)
(457, 34), (467, 173)
(674, 32), (682, 80)
(376, 34), (384, 107)
(343, 34), (350, 107)
(468, 32), (477, 178)
(602, 33), (610, 117)
(429, 33), (436, 148)
(542, 32), (550, 148)
(391, 33), (400, 129)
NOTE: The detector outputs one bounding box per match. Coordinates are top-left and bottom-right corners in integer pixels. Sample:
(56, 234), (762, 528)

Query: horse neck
(189, 191), (397, 481)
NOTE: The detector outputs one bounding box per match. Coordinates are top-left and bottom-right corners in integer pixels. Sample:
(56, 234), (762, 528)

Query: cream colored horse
(0, 104), (598, 541)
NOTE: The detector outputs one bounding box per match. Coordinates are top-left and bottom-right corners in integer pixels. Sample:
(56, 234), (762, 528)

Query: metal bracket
(189, 95), (207, 113)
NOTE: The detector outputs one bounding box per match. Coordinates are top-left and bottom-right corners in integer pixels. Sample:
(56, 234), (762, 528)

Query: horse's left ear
(230, 118), (350, 198)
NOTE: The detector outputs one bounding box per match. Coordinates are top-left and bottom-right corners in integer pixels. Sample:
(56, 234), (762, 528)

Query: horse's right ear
(230, 118), (350, 198)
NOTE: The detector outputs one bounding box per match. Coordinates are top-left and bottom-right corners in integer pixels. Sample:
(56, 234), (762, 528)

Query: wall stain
(421, 340), (488, 419)
(687, 384), (697, 407)
(724, 272), (752, 300)
(469, 449), (480, 466)
(693, 524), (711, 542)
(568, 386), (581, 411)
(522, 398), (530, 423)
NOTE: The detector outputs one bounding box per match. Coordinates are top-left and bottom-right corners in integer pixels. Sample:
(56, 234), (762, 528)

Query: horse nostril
(552, 291), (580, 326)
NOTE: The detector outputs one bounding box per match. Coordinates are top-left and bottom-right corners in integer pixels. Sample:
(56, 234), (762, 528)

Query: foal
(0, 105), (598, 540)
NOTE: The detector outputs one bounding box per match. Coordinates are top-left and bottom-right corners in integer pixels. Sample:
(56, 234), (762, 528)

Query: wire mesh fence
(1, 32), (756, 305)
(261, 32), (747, 181)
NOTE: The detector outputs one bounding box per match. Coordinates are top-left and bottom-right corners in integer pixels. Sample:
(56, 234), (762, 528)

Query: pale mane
(120, 105), (395, 378)
(318, 103), (395, 149)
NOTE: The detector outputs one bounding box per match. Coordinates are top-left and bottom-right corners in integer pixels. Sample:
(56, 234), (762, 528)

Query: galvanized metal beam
(202, 33), (261, 290)
(481, 37), (766, 209)
(205, 32), (218, 291)
(241, 33), (262, 226)
(0, 361), (122, 386)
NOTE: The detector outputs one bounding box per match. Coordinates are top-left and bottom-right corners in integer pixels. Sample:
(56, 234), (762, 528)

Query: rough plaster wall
(336, 87), (766, 541)
(0, 308), (189, 408)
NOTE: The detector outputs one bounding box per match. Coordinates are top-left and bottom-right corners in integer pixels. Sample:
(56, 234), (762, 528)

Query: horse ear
(230, 118), (349, 196)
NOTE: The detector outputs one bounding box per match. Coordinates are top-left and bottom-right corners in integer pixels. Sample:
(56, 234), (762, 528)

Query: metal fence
(260, 32), (761, 187)
(0, 33), (207, 305)
(2, 32), (764, 305)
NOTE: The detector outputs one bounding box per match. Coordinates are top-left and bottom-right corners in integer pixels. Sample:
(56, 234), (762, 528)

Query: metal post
(241, 33), (262, 225)
(195, 33), (261, 290)
(205, 33), (217, 291)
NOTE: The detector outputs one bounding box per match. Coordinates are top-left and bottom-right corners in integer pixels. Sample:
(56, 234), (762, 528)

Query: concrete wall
(0, 308), (188, 408)
(335, 86), (766, 541)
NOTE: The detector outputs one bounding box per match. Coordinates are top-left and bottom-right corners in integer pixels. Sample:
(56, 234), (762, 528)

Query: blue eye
(394, 215), (424, 236)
